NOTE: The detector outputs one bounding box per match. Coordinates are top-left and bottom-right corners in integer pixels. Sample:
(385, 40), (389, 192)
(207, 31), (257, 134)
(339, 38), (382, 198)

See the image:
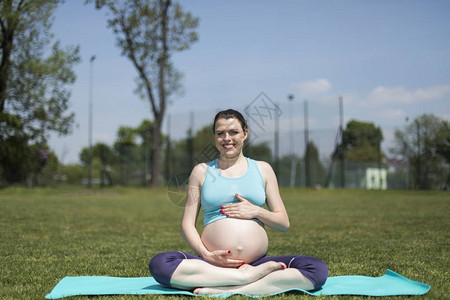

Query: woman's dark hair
(212, 109), (248, 133)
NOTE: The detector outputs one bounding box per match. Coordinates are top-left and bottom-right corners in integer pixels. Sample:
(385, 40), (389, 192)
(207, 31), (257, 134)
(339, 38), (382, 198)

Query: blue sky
(50, 0), (450, 163)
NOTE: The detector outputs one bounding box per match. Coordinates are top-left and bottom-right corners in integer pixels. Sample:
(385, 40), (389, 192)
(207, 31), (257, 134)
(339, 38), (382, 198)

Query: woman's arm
(256, 161), (290, 231)
(180, 163), (209, 257)
(257, 162), (290, 231)
(180, 163), (245, 267)
(220, 161), (290, 232)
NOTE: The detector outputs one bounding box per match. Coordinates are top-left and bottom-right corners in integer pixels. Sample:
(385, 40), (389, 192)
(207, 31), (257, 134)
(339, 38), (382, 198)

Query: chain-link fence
(14, 93), (449, 190)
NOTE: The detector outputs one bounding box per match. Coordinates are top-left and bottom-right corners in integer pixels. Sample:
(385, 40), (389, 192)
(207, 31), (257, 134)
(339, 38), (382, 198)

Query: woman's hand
(220, 194), (262, 220)
(203, 249), (245, 268)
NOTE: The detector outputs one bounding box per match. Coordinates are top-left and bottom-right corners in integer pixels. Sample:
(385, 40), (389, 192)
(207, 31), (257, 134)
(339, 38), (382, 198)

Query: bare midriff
(201, 218), (268, 264)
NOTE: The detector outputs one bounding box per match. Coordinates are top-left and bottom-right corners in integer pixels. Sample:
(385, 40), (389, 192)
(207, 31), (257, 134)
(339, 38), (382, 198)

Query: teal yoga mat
(45, 269), (430, 299)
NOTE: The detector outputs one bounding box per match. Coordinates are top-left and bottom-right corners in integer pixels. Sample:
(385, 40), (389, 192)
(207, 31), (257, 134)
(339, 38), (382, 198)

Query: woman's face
(214, 117), (248, 158)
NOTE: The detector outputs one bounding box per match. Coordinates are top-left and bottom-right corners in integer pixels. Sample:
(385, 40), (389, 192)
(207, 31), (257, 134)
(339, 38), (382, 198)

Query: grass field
(0, 187), (448, 300)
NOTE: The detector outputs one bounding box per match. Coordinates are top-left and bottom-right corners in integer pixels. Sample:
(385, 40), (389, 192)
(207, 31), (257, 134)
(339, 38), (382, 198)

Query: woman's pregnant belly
(201, 218), (268, 264)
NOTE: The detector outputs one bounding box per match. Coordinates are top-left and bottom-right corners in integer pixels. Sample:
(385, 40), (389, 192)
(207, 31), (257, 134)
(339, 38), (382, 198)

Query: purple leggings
(149, 251), (328, 290)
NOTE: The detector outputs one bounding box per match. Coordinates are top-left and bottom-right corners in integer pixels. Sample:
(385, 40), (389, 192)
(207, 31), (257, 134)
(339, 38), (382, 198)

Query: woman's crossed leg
(149, 252), (327, 295)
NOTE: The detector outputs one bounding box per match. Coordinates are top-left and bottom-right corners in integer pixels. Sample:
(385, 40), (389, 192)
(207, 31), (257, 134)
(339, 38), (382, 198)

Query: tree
(435, 120), (450, 189)
(326, 120), (384, 188)
(167, 123), (273, 180)
(80, 142), (116, 186)
(244, 140), (272, 163)
(114, 126), (138, 185)
(135, 119), (153, 185)
(170, 124), (215, 175)
(275, 154), (302, 187)
(435, 120), (450, 164)
(391, 114), (450, 190)
(0, 0), (80, 184)
(342, 120), (384, 163)
(303, 141), (326, 187)
(88, 0), (199, 186)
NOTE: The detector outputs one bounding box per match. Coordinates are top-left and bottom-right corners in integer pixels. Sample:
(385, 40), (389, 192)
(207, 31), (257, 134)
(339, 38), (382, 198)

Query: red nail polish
(241, 261), (245, 265)
(220, 210), (224, 214)
(227, 250), (231, 254)
(221, 206), (224, 209)
(226, 214), (229, 217)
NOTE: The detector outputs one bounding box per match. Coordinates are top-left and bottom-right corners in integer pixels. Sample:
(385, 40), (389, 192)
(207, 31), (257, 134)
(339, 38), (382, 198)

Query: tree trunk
(150, 118), (161, 187)
(149, 0), (170, 187)
(0, 26), (14, 113)
(444, 172), (450, 190)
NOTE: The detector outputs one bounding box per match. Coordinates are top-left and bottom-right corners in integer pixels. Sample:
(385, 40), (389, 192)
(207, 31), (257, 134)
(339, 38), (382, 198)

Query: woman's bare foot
(240, 261), (286, 282)
(194, 261), (286, 294)
(194, 286), (233, 295)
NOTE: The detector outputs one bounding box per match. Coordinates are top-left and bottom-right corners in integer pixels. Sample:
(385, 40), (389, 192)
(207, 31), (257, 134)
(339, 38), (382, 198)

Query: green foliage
(114, 126), (137, 150)
(274, 142), (326, 188)
(0, 188), (447, 299)
(165, 124), (275, 179)
(78, 120), (161, 187)
(0, 123), (29, 183)
(0, 0), (80, 184)
(304, 141), (327, 187)
(342, 120), (383, 163)
(79, 143), (117, 186)
(86, 0), (199, 186)
(168, 124), (215, 175)
(275, 155), (302, 187)
(391, 114), (449, 189)
(38, 150), (59, 184)
(435, 120), (450, 163)
(244, 139), (272, 162)
(55, 163), (84, 184)
(135, 119), (153, 146)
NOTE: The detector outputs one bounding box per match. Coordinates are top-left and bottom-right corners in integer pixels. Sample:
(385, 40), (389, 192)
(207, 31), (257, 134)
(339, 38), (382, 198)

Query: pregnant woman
(149, 109), (328, 295)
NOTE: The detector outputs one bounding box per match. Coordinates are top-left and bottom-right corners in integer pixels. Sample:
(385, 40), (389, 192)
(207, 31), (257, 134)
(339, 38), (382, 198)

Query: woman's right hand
(203, 249), (245, 268)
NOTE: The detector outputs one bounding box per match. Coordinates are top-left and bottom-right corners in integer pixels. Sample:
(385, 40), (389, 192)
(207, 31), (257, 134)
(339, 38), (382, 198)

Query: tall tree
(391, 114), (449, 189)
(114, 126), (137, 185)
(135, 119), (153, 185)
(326, 120), (383, 188)
(89, 0), (199, 186)
(80, 143), (116, 186)
(342, 120), (384, 163)
(435, 120), (450, 189)
(434, 120), (450, 165)
(0, 0), (80, 183)
(303, 141), (326, 187)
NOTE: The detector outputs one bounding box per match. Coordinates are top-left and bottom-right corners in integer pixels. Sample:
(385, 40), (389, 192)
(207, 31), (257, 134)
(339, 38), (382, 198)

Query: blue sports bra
(201, 158), (266, 226)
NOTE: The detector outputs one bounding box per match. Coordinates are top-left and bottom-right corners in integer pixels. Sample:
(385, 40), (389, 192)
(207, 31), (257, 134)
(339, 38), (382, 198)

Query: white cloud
(364, 85), (450, 107)
(292, 78), (332, 97)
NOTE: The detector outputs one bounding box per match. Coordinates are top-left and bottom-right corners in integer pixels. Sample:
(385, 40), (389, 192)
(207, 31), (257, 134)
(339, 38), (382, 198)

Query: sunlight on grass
(0, 187), (448, 299)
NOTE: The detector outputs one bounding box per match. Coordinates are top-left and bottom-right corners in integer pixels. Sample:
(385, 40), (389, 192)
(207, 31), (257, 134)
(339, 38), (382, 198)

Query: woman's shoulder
(252, 159), (275, 175)
(252, 159), (271, 168)
(191, 162), (209, 176)
(189, 162), (209, 185)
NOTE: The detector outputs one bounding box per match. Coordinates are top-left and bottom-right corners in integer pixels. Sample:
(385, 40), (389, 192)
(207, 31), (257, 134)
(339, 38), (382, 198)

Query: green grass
(0, 187), (448, 300)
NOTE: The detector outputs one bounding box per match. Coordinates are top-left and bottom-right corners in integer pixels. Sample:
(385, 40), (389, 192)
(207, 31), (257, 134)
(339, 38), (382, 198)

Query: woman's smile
(223, 143), (235, 150)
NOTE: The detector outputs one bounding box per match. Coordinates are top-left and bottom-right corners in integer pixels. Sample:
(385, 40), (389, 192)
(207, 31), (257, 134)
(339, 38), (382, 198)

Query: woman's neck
(217, 153), (246, 170)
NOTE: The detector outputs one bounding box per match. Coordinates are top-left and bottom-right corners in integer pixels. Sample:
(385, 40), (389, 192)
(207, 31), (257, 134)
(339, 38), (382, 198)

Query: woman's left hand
(220, 194), (262, 220)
